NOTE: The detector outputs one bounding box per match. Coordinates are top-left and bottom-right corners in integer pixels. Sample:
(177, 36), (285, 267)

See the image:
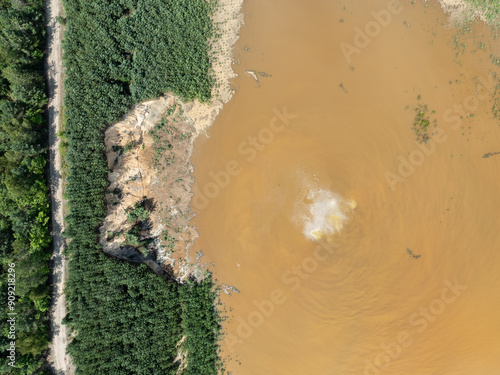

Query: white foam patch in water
(301, 189), (356, 241)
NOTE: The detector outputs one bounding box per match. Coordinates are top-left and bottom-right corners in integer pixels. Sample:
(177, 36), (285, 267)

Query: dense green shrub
(127, 201), (150, 223)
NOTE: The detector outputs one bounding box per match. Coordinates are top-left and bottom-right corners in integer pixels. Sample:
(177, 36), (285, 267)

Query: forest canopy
(0, 1), (51, 373)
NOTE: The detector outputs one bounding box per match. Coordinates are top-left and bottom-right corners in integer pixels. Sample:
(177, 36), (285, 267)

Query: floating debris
(482, 151), (500, 158)
(257, 71), (272, 77)
(245, 70), (272, 87)
(245, 70), (260, 87)
(222, 284), (241, 295)
(406, 248), (421, 259)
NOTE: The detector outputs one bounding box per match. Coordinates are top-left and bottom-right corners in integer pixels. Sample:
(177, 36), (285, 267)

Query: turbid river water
(190, 0), (500, 373)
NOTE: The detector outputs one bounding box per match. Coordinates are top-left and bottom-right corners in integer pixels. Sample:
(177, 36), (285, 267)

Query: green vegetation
(163, 230), (177, 252)
(126, 200), (150, 223)
(64, 263), (183, 374)
(180, 278), (222, 375)
(482, 151), (500, 158)
(57, 129), (69, 182)
(61, 0), (221, 373)
(406, 248), (421, 259)
(149, 110), (186, 172)
(0, 1), (51, 373)
(63, 0), (213, 107)
(491, 72), (500, 120)
(412, 97), (437, 143)
(491, 54), (500, 66)
(122, 200), (153, 256)
(463, 0), (500, 26)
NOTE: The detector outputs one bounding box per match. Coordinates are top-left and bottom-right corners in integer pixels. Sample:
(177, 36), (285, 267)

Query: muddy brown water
(190, 0), (500, 373)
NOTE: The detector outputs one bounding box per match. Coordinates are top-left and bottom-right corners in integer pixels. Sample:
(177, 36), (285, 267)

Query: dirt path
(45, 0), (75, 373)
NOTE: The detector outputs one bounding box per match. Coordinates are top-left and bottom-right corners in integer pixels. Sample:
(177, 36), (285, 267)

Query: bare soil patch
(100, 96), (201, 278)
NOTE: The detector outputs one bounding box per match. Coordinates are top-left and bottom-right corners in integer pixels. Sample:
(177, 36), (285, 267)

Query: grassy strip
(0, 1), (51, 373)
(61, 0), (220, 373)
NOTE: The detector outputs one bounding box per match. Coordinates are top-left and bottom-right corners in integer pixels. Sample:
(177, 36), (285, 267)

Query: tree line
(0, 0), (52, 373)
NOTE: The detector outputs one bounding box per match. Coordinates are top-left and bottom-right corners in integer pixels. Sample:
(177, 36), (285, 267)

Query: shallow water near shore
(190, 0), (500, 373)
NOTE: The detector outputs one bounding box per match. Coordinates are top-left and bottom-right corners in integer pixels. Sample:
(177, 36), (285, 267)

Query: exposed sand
(100, 97), (175, 254)
(100, 96), (201, 279)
